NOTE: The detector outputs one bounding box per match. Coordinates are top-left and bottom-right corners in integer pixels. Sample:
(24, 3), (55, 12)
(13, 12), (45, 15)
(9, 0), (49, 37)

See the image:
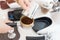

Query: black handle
(6, 23), (17, 27)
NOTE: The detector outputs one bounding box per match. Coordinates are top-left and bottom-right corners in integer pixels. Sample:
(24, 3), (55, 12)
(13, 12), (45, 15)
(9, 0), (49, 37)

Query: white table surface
(0, 1), (60, 40)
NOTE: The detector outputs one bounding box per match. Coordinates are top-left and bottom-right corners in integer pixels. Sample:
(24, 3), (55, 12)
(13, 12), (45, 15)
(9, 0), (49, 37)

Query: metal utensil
(22, 1), (39, 19)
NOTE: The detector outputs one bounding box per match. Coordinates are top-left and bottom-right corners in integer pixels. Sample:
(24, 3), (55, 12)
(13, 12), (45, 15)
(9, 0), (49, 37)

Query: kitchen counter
(0, 2), (60, 40)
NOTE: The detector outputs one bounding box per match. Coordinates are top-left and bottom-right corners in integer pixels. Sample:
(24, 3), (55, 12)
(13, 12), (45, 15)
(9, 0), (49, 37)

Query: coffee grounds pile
(21, 16), (33, 24)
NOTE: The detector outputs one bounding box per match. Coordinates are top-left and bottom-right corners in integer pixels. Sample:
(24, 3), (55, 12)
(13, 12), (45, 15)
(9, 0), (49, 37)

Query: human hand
(0, 12), (14, 34)
(16, 0), (30, 10)
(0, 21), (14, 33)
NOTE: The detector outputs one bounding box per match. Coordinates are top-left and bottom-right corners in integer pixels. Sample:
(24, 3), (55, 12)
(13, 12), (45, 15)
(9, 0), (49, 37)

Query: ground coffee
(21, 16), (33, 24)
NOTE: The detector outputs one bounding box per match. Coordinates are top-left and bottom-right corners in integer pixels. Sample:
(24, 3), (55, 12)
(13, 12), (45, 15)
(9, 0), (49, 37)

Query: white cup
(20, 16), (34, 28)
(38, 0), (54, 9)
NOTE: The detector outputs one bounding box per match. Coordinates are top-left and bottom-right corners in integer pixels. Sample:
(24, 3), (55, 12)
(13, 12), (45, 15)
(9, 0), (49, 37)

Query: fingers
(17, 0), (30, 10)
(0, 27), (14, 33)
(5, 19), (13, 23)
(24, 0), (30, 6)
(6, 26), (14, 33)
(24, 0), (30, 10)
(18, 0), (28, 10)
(0, 28), (12, 33)
(0, 23), (14, 33)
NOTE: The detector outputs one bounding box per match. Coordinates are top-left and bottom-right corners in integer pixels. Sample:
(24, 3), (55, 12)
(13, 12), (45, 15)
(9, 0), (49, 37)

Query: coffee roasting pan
(32, 17), (52, 32)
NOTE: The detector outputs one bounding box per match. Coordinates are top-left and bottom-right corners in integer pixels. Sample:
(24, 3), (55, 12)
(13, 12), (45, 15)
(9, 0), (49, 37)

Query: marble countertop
(0, 1), (60, 40)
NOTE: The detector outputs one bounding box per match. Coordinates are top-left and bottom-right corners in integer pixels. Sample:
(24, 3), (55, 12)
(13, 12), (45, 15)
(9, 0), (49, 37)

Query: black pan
(32, 17), (52, 32)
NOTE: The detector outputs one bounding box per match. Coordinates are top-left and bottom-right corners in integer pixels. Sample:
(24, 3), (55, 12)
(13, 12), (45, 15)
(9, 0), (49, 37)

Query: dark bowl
(32, 17), (52, 32)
